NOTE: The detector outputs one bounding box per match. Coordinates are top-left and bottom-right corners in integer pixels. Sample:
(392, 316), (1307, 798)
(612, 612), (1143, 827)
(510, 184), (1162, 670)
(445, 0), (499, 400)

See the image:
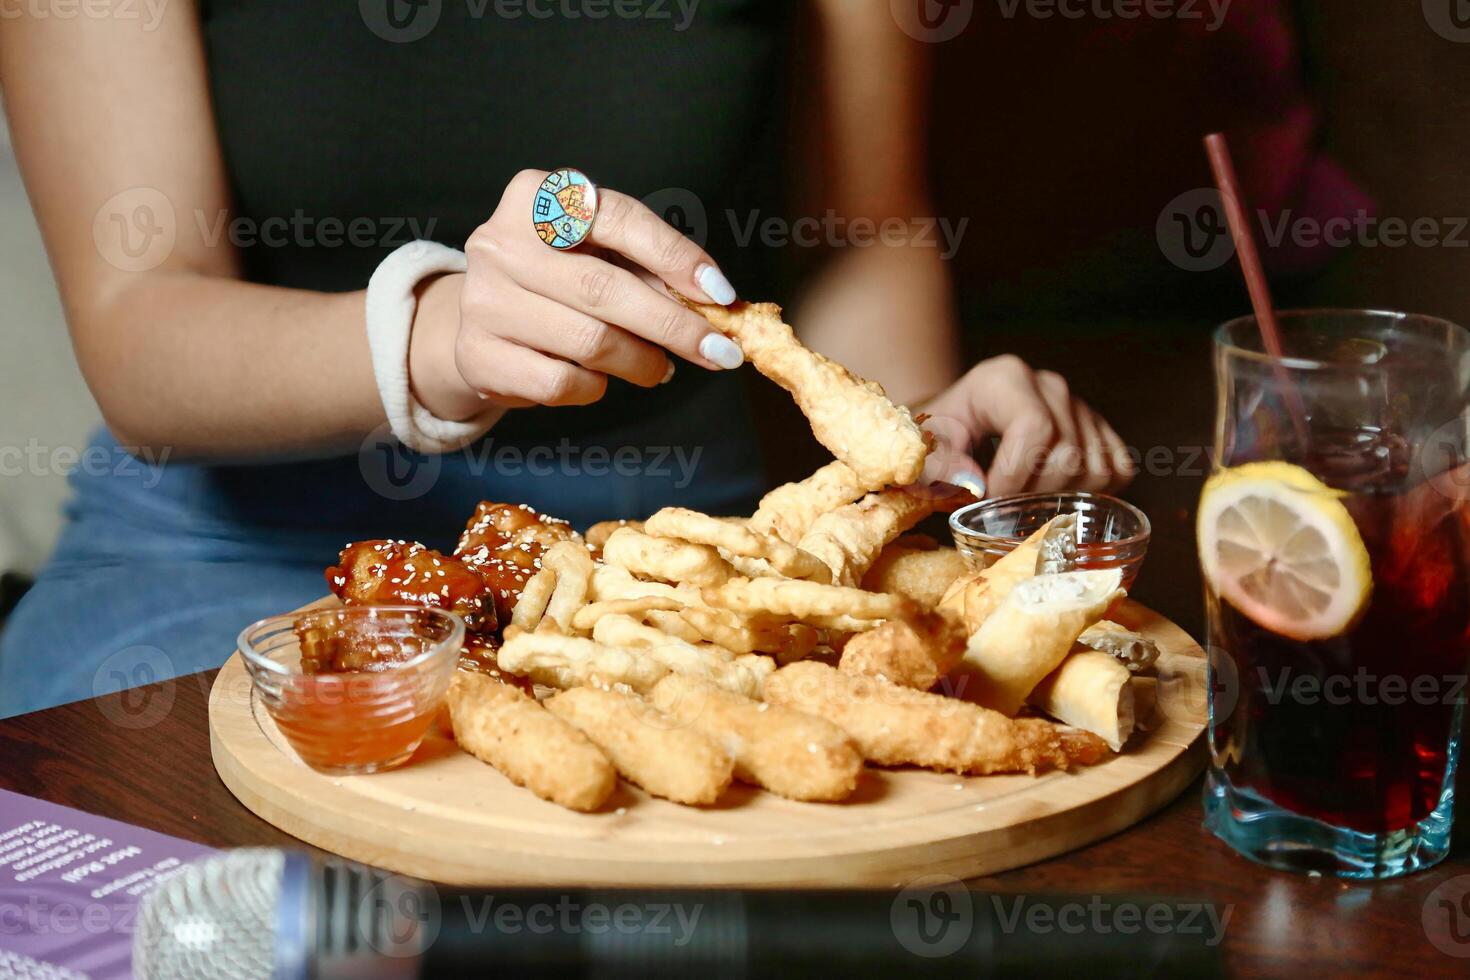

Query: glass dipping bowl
(949, 492), (1151, 590)
(238, 606), (463, 775)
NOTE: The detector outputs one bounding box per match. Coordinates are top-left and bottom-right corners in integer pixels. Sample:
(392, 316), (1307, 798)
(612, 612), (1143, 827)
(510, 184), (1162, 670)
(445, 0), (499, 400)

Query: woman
(0, 0), (1131, 717)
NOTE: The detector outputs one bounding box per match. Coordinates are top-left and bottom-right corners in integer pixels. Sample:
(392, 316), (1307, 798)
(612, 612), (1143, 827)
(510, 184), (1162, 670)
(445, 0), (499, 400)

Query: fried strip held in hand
(446, 673), (616, 812)
(676, 296), (928, 491)
(545, 686), (734, 805)
(765, 661), (1105, 775)
(648, 674), (863, 802)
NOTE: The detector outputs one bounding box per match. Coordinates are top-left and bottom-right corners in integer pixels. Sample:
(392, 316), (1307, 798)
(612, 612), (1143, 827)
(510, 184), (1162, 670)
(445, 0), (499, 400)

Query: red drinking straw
(1203, 133), (1311, 447)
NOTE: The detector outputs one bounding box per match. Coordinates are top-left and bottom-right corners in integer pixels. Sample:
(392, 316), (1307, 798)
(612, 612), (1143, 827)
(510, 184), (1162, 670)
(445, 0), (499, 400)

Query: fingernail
(698, 332), (744, 369)
(950, 471), (987, 499)
(696, 264), (737, 306)
(660, 359), (676, 384)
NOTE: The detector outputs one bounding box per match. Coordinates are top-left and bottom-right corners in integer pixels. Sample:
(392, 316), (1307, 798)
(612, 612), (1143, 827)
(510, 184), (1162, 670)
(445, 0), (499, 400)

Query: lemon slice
(1197, 461), (1373, 640)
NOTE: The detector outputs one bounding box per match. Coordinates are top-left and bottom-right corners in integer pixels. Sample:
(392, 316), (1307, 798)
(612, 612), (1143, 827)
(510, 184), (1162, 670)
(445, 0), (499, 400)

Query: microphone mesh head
(133, 848), (283, 980)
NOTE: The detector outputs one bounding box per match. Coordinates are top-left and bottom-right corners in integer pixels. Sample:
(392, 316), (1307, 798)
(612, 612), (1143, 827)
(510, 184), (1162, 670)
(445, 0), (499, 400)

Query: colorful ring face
(532, 168), (598, 250)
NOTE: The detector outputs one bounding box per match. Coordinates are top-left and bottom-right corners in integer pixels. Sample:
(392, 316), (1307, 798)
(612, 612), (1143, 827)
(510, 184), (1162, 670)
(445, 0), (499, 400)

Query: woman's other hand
(409, 169), (745, 420)
(919, 355), (1136, 498)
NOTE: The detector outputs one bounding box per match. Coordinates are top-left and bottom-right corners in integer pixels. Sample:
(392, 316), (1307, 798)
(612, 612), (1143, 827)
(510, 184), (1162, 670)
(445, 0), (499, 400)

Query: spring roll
(942, 515), (1079, 630)
(955, 568), (1125, 716)
(1077, 620), (1161, 672)
(1029, 649), (1134, 751)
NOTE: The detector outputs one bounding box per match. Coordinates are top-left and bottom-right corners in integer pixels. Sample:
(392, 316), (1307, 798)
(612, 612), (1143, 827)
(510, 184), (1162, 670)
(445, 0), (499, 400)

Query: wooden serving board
(210, 600), (1207, 887)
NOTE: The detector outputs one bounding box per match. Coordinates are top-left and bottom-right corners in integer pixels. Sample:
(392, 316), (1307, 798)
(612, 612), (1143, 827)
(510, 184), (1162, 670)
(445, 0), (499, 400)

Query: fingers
(589, 188), (737, 306)
(511, 248), (743, 371)
(968, 356), (1058, 497)
(456, 332), (608, 408)
(496, 288), (671, 388)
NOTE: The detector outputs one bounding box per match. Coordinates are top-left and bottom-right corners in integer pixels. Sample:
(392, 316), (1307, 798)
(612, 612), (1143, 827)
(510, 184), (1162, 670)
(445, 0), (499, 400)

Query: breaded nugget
(796, 489), (940, 587)
(677, 296), (928, 491)
(446, 673), (616, 812)
(839, 609), (967, 691)
(764, 661), (1104, 775)
(545, 686), (734, 805)
(649, 674), (863, 802)
(602, 527), (735, 587)
(861, 544), (972, 608)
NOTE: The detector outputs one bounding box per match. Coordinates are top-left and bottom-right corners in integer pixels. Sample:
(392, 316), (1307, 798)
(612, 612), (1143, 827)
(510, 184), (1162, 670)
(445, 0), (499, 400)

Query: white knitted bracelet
(365, 240), (503, 454)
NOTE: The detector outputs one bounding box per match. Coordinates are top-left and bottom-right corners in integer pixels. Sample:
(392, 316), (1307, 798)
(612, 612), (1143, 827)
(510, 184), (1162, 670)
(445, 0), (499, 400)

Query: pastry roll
(956, 568), (1125, 716)
(1077, 620), (1161, 672)
(1029, 649), (1134, 751)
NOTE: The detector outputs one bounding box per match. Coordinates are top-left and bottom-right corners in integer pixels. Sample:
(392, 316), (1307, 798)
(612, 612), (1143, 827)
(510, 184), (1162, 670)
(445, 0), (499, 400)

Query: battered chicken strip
(602, 527), (736, 587)
(544, 686), (734, 805)
(702, 576), (919, 627)
(446, 672), (616, 812)
(590, 614), (773, 698)
(497, 629), (670, 692)
(677, 296), (928, 491)
(764, 662), (1106, 775)
(648, 674), (863, 802)
(838, 609), (968, 691)
(750, 461), (869, 544)
(796, 489), (942, 587)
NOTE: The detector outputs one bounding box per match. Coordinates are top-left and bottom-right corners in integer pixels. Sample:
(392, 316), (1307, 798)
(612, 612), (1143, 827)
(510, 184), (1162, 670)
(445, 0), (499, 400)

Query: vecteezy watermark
(1424, 875), (1470, 957)
(91, 646), (177, 731)
(92, 189), (439, 272)
(1423, 0), (1470, 43)
(0, 440), (172, 486)
(359, 424), (706, 502)
(1255, 668), (1468, 708)
(890, 877), (1233, 957)
(891, 0), (975, 42)
(1158, 187), (1470, 272)
(994, 0), (1231, 30)
(458, 895), (705, 944)
(359, 0), (700, 42)
(729, 210), (969, 260)
(0, 0), (169, 30)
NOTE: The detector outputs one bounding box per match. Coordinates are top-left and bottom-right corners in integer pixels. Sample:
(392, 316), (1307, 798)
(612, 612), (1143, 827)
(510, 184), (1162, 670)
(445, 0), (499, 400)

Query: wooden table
(2, 318), (1466, 976)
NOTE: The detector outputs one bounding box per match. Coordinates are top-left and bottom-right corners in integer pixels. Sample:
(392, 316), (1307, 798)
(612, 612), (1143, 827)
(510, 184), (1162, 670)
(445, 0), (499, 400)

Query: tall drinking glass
(1200, 310), (1470, 878)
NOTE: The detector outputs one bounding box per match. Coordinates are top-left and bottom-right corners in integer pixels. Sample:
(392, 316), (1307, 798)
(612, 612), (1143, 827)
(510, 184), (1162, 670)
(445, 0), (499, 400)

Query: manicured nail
(696, 264), (737, 306)
(698, 332), (744, 370)
(950, 471), (987, 499)
(660, 359), (676, 384)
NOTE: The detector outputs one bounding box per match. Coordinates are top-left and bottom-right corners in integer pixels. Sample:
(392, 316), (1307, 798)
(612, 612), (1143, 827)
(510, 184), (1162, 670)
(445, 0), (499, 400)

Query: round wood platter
(210, 599), (1207, 887)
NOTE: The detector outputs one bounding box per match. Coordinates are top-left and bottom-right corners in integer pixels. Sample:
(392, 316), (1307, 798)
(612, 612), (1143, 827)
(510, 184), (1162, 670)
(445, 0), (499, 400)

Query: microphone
(133, 849), (1226, 979)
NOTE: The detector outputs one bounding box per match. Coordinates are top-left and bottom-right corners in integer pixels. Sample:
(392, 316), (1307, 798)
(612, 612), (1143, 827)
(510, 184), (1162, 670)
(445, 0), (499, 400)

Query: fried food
(326, 540), (496, 633)
(601, 527), (735, 587)
(749, 461), (870, 544)
(796, 488), (941, 587)
(510, 566), (556, 632)
(702, 576), (918, 626)
(570, 596), (685, 633)
(590, 614), (772, 698)
(943, 515), (1079, 632)
(454, 502), (578, 624)
(446, 672), (615, 812)
(838, 609), (967, 691)
(541, 539), (596, 631)
(588, 564), (696, 604)
(1077, 620), (1161, 672)
(676, 296), (928, 491)
(861, 541), (971, 608)
(544, 686), (734, 805)
(764, 661), (1105, 775)
(648, 674), (863, 802)
(958, 569), (1126, 716)
(497, 628), (670, 692)
(1029, 650), (1135, 752)
(644, 507), (830, 582)
(585, 519), (643, 555)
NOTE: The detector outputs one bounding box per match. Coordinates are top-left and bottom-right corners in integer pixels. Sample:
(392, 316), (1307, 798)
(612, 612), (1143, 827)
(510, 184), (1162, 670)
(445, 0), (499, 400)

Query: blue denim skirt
(0, 376), (763, 717)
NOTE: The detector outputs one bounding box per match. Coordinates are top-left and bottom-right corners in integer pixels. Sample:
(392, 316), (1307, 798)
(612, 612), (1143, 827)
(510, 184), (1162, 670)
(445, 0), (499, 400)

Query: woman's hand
(409, 169), (745, 421)
(919, 355), (1136, 498)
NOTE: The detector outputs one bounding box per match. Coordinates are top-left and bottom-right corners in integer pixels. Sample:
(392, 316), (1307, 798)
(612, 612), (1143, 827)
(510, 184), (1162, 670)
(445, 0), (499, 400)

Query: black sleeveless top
(118, 1), (797, 543)
(198, 0), (793, 439)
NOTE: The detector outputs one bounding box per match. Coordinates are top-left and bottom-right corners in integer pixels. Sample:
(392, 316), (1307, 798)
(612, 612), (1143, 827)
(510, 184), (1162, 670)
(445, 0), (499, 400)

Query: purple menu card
(0, 789), (215, 980)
